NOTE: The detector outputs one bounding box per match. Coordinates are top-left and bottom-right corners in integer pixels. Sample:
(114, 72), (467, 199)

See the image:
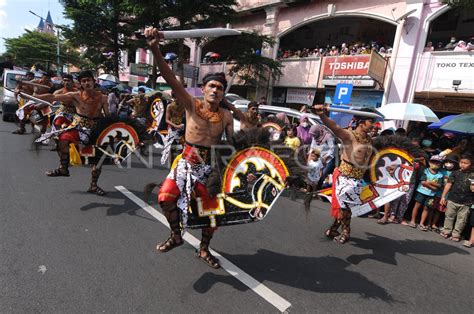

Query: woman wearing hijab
(275, 112), (290, 126)
(297, 115), (312, 146)
(309, 124), (336, 189)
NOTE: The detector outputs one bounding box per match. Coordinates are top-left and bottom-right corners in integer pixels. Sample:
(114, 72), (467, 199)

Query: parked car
(1, 69), (28, 121)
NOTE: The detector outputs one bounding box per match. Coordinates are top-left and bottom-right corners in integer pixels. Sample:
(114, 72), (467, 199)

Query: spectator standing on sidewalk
(440, 154), (474, 242)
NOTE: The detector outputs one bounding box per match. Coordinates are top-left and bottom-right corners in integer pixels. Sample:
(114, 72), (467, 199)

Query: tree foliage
(128, 0), (238, 84)
(3, 30), (82, 70)
(60, 0), (141, 75)
(203, 32), (283, 88)
(59, 0), (281, 89)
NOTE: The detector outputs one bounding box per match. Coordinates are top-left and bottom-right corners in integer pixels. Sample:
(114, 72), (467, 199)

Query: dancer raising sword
(144, 27), (244, 268)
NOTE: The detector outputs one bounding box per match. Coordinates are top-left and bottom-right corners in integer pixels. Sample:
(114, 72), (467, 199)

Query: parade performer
(239, 101), (261, 130)
(35, 70), (110, 196)
(49, 74), (78, 150)
(13, 71), (54, 134)
(313, 104), (375, 244)
(160, 95), (185, 165)
(127, 87), (148, 125)
(52, 75), (78, 127)
(145, 27), (235, 268)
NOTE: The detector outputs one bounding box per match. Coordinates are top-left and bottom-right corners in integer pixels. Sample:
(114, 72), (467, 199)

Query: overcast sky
(0, 0), (71, 53)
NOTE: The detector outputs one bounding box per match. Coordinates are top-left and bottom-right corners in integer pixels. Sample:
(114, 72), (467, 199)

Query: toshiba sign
(323, 55), (370, 76)
(319, 53), (386, 87)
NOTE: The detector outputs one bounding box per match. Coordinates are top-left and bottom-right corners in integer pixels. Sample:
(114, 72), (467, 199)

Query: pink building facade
(121, 0), (473, 114)
(192, 0), (473, 114)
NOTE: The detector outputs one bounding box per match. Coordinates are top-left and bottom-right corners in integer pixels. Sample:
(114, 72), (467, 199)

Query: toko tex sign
(415, 52), (474, 93)
(319, 52), (387, 88)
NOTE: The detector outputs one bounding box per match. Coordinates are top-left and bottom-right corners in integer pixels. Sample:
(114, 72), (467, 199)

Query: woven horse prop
(146, 128), (305, 229)
(318, 135), (426, 217)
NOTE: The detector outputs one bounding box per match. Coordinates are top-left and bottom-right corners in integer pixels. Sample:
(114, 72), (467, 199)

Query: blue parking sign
(333, 84), (353, 105)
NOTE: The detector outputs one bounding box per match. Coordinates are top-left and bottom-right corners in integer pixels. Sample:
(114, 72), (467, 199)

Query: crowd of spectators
(277, 41), (393, 59)
(272, 112), (474, 248)
(367, 124), (473, 248)
(424, 37), (474, 52)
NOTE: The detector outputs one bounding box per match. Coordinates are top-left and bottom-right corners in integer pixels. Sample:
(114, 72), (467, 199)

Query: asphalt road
(0, 118), (472, 313)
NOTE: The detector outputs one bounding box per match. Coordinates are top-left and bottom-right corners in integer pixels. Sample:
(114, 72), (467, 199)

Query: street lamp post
(29, 10), (61, 76)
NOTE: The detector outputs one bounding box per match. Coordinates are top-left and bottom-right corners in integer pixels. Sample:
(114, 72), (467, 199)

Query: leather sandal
(324, 228), (340, 239)
(12, 129), (26, 134)
(157, 234), (183, 253)
(334, 232), (350, 244)
(87, 185), (107, 196)
(46, 168), (70, 177)
(197, 249), (220, 269)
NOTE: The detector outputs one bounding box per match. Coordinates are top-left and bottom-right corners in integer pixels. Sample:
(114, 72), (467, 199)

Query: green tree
(129, 0), (238, 85)
(227, 32), (282, 90)
(60, 0), (140, 76)
(3, 30), (82, 70)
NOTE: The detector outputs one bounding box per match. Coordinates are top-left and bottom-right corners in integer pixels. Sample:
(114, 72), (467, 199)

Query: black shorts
(414, 192), (434, 207)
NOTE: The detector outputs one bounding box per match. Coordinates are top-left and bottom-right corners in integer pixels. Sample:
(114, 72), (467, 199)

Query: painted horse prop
(319, 135), (426, 217)
(145, 128), (305, 229)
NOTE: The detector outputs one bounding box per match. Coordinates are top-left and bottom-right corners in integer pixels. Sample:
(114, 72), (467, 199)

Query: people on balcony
(277, 41), (393, 59)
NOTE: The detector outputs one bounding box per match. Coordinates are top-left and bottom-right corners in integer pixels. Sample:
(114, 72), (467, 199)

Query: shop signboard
(274, 58), (321, 88)
(319, 54), (387, 88)
(286, 88), (316, 105)
(333, 83), (353, 104)
(416, 52), (474, 92)
(172, 63), (199, 79)
(130, 63), (150, 77)
(325, 89), (383, 109)
(368, 51), (387, 84)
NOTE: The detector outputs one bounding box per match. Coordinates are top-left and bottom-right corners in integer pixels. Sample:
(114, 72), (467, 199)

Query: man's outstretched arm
(313, 104), (351, 143)
(35, 92), (74, 105)
(144, 27), (193, 112)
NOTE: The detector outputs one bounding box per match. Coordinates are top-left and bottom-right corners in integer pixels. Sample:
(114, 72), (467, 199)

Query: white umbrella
(378, 103), (440, 122)
(98, 73), (119, 83)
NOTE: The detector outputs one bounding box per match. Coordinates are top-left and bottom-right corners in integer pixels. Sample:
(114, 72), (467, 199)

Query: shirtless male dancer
(313, 104), (375, 244)
(145, 27), (236, 268)
(13, 71), (54, 134)
(36, 70), (110, 196)
(50, 74), (78, 151)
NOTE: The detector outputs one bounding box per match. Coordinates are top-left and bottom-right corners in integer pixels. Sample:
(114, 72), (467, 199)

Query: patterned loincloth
(334, 174), (364, 211)
(36, 114), (100, 145)
(160, 128), (181, 165)
(52, 104), (76, 132)
(167, 158), (212, 227)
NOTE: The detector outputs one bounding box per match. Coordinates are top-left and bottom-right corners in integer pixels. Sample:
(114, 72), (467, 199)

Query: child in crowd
(440, 154), (474, 242)
(404, 155), (444, 230)
(284, 125), (301, 150)
(303, 148), (323, 209)
(430, 156), (459, 231)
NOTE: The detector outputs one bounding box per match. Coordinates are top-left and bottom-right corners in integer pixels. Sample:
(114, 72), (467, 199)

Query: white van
(1, 69), (28, 121)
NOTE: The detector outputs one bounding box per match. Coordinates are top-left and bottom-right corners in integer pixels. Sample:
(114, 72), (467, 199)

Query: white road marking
(115, 185), (292, 313)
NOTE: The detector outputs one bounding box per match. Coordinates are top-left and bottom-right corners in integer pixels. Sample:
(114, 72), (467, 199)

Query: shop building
(119, 1), (473, 115)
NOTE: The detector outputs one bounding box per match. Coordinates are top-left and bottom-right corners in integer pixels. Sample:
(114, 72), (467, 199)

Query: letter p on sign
(334, 83), (353, 105)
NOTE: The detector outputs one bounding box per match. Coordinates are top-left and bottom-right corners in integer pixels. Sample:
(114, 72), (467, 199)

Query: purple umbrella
(165, 52), (177, 61)
(427, 115), (458, 129)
